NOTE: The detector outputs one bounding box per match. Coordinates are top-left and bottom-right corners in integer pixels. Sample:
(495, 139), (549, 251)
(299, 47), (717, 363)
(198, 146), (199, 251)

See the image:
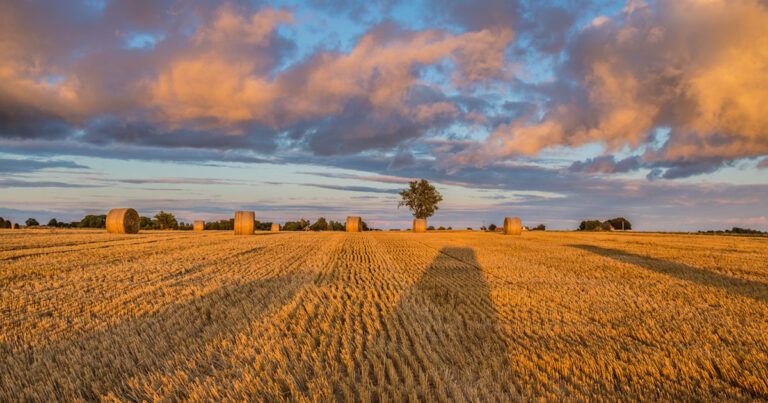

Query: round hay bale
(194, 220), (205, 231)
(271, 223), (280, 232)
(503, 217), (522, 235)
(346, 216), (362, 232)
(106, 208), (140, 234)
(234, 211), (255, 235)
(413, 218), (427, 233)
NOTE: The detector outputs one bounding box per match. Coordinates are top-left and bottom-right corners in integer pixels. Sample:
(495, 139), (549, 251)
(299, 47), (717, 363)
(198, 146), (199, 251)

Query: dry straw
(234, 211), (255, 235)
(503, 217), (522, 235)
(106, 208), (140, 234)
(194, 221), (204, 231)
(346, 216), (362, 232)
(413, 219), (427, 233)
(271, 223), (280, 232)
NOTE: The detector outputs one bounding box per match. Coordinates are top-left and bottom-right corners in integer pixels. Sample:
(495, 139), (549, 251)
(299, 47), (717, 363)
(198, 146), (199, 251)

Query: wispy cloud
(112, 178), (237, 185)
(298, 172), (415, 184)
(0, 179), (99, 188)
(301, 183), (400, 194)
(0, 158), (89, 173)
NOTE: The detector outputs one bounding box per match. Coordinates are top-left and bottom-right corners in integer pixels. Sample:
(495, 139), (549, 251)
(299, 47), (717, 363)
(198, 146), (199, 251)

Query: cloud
(0, 2), (516, 157)
(0, 179), (98, 188)
(112, 178), (236, 185)
(299, 172), (416, 184)
(305, 0), (397, 19)
(0, 138), (275, 165)
(431, 0), (520, 31)
(0, 158), (88, 173)
(722, 216), (768, 227)
(646, 159), (729, 180)
(302, 183), (400, 194)
(569, 155), (642, 174)
(82, 118), (279, 153)
(568, 154), (730, 180)
(456, 0), (768, 176)
(388, 150), (416, 170)
(265, 178), (400, 194)
(0, 99), (74, 140)
(430, 0), (606, 56)
(150, 19), (512, 133)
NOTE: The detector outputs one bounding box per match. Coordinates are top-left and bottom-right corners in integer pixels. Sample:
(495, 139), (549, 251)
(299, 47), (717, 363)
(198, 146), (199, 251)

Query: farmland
(1, 229), (767, 400)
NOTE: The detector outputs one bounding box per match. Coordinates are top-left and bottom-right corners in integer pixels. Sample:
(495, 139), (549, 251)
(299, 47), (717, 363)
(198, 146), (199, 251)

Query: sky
(1, 0), (767, 231)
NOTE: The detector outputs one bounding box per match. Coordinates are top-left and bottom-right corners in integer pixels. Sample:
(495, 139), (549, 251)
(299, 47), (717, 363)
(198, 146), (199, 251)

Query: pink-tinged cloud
(148, 10), (513, 128)
(456, 0), (768, 167)
(113, 178), (237, 185)
(721, 216), (768, 227)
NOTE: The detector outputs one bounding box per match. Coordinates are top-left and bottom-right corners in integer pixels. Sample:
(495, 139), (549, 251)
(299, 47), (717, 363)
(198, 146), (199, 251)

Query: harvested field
(1, 229), (767, 400)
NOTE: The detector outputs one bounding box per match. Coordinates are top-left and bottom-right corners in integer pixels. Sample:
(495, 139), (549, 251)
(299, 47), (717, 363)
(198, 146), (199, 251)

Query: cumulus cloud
(150, 19), (511, 129)
(458, 0), (768, 177)
(0, 1), (515, 158)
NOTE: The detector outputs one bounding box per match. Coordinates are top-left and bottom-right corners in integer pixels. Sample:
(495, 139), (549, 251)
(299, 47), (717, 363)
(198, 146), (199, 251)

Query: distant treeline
(578, 217), (632, 231)
(0, 215), (107, 229)
(479, 224), (545, 231)
(698, 227), (766, 235)
(9, 212), (371, 231)
(0, 217), (14, 228)
(200, 217), (369, 231)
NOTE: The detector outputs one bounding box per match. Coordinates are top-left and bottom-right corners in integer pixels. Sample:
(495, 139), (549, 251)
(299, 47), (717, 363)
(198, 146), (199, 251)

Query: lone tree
(398, 179), (443, 219)
(25, 218), (39, 227)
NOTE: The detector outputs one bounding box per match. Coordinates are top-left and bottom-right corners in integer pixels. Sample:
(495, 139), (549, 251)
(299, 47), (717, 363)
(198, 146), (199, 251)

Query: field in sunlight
(1, 229), (767, 400)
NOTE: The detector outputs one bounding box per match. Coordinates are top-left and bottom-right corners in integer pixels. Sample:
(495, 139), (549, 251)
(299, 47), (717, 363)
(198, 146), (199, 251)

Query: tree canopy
(398, 179), (443, 219)
(310, 217), (328, 231)
(579, 217), (632, 231)
(80, 214), (106, 228)
(154, 211), (178, 230)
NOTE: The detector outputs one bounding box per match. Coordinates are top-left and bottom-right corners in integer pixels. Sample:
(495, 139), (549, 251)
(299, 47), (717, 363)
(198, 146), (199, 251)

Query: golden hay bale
(346, 216), (362, 232)
(271, 223), (280, 232)
(413, 218), (427, 233)
(234, 211), (255, 235)
(194, 220), (205, 231)
(503, 217), (522, 235)
(106, 208), (140, 234)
